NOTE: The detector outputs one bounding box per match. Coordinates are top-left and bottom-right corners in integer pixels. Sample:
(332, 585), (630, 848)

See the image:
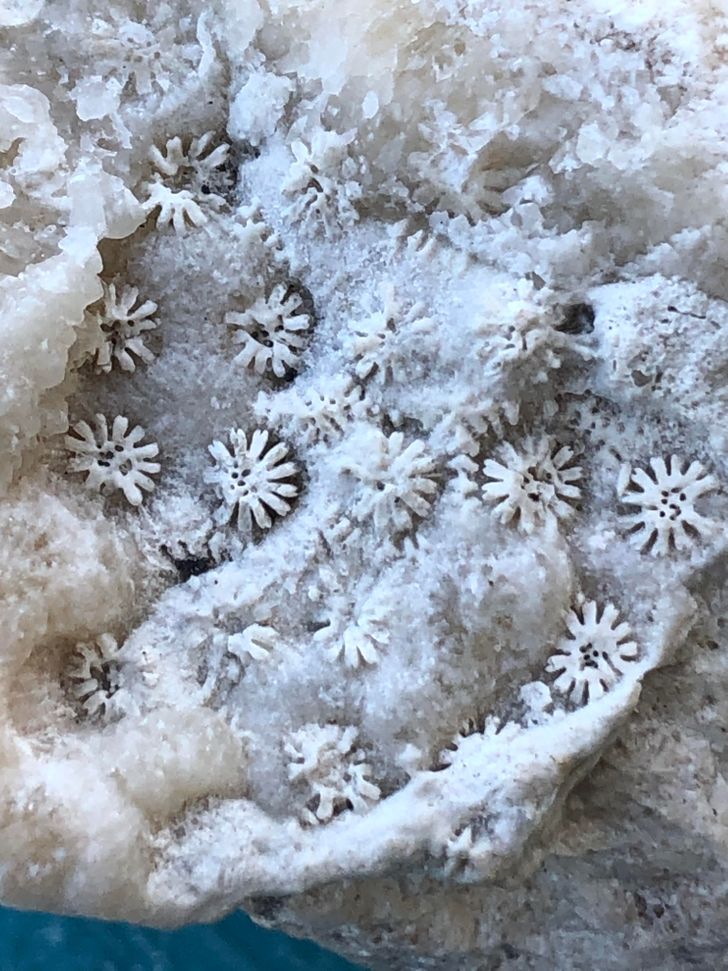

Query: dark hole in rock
(558, 302), (595, 335)
(247, 895), (285, 923)
(161, 546), (215, 581)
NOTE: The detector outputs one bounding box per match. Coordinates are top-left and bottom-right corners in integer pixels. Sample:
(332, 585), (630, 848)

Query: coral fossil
(259, 378), (367, 446)
(285, 724), (381, 824)
(546, 602), (639, 705)
(345, 286), (433, 385)
(89, 12), (182, 95)
(620, 456), (718, 556)
(90, 280), (158, 374)
(482, 435), (582, 532)
(142, 132), (229, 232)
(68, 634), (126, 719)
(283, 129), (362, 234)
(205, 428), (298, 533)
(65, 415), (160, 505)
(226, 285), (312, 377)
(312, 566), (390, 667)
(343, 429), (438, 533)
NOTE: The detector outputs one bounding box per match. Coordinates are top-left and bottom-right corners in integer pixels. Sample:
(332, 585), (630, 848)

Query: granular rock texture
(2, 1), (728, 968)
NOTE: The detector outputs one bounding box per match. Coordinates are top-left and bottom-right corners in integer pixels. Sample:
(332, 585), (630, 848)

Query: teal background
(0, 907), (365, 971)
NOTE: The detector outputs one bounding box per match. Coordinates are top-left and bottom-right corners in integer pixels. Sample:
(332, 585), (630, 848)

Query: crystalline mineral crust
(2, 0), (728, 967)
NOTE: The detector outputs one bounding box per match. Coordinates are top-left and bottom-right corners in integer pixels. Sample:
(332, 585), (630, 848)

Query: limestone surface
(2, 1), (728, 968)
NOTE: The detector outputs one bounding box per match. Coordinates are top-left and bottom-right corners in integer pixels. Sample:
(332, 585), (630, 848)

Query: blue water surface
(0, 907), (365, 971)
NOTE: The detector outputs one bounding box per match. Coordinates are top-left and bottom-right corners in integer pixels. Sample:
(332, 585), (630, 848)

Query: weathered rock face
(2, 0), (728, 966)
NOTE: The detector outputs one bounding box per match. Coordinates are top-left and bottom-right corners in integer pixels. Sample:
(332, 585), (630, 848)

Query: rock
(1, 1), (727, 967)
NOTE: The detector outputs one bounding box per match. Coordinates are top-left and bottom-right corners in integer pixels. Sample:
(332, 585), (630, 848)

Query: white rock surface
(1, 0), (728, 967)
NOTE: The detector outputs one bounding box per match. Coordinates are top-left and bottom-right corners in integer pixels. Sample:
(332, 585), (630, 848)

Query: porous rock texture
(2, 1), (728, 968)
